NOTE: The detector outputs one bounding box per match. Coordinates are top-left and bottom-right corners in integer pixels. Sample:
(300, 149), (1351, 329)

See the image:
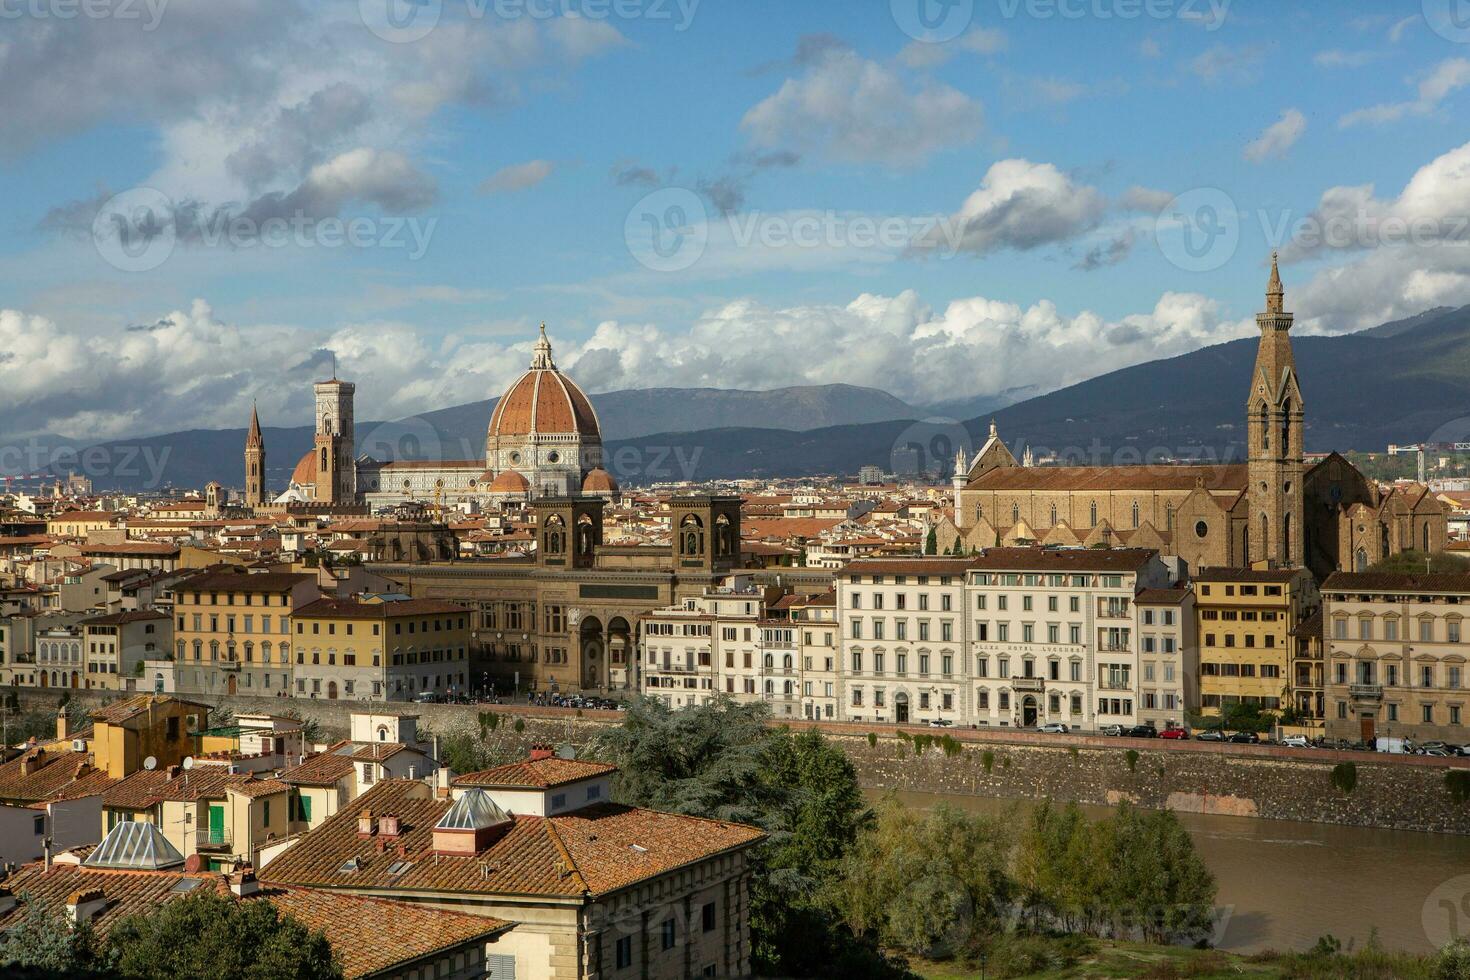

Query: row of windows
(1333, 617), (1465, 643)
(1335, 661), (1465, 689)
(183, 591), (289, 606)
(1337, 701), (1462, 724)
(1200, 662), (1282, 678)
(847, 592), (956, 611)
(848, 619), (955, 641)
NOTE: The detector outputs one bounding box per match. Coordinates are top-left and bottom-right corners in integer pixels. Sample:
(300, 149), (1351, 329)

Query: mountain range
(25, 304), (1470, 491)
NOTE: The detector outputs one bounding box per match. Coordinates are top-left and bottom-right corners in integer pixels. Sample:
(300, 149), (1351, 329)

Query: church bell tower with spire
(244, 402), (267, 508)
(1246, 252), (1304, 567)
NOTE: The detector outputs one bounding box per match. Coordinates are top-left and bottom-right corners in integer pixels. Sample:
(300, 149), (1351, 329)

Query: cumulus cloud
(897, 27), (1007, 69)
(921, 159), (1106, 256)
(1314, 50), (1384, 69)
(1339, 58), (1470, 127)
(741, 49), (983, 168)
(22, 2), (623, 250)
(1244, 108), (1306, 162)
(0, 286), (1260, 444)
(478, 160), (555, 194)
(1278, 139), (1470, 330)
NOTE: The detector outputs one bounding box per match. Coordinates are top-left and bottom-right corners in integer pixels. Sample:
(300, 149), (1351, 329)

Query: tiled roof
(261, 780), (765, 899)
(967, 463), (1248, 492)
(90, 694), (210, 725)
(1135, 587), (1190, 603)
(839, 557), (979, 575)
(280, 741), (417, 787)
(262, 886), (512, 978)
(146, 768), (288, 803)
(1194, 566), (1305, 583)
(103, 769), (176, 810)
(454, 757), (616, 790)
(1322, 571), (1470, 593)
(0, 746), (115, 805)
(969, 548), (1158, 573)
(1293, 608), (1324, 640)
(293, 597), (470, 620)
(0, 864), (511, 980)
(176, 571), (314, 593)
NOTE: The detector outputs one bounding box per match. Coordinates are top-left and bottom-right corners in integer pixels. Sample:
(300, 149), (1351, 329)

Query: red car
(1159, 727), (1190, 740)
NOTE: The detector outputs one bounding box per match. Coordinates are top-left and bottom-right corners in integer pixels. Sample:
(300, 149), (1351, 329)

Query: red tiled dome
(290, 451), (315, 487)
(488, 469), (530, 493)
(582, 468), (618, 493)
(487, 326), (600, 440)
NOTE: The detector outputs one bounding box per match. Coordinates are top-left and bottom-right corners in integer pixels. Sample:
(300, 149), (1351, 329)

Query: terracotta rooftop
(261, 780), (764, 899)
(293, 597), (471, 620)
(0, 746), (115, 806)
(970, 548), (1158, 573)
(967, 463), (1248, 492)
(453, 757), (617, 790)
(1322, 571), (1470, 593)
(0, 863), (512, 980)
(1194, 566), (1305, 584)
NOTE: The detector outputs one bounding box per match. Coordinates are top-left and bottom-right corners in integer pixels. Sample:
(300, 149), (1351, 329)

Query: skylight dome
(83, 821), (185, 870)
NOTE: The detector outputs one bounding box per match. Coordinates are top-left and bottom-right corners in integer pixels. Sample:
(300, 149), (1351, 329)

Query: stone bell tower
(1246, 252), (1304, 567)
(243, 402), (266, 508)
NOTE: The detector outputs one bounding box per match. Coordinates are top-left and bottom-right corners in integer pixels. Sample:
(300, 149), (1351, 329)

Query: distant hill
(32, 305), (1470, 491)
(604, 304), (1470, 482)
(40, 383), (924, 491)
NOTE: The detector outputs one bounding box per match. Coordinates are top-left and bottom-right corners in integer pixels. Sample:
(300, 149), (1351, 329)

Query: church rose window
(1194, 521), (1208, 539)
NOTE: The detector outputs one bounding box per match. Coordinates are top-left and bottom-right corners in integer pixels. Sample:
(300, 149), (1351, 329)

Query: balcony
(196, 827), (233, 851)
(1348, 683), (1383, 701)
(1012, 677), (1044, 692)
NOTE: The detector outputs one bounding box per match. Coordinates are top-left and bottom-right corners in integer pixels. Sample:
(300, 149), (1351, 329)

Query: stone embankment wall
(21, 691), (1470, 834)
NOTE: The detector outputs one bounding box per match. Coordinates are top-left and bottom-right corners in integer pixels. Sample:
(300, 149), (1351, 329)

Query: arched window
(1131, 501), (1140, 528)
(1283, 513), (1292, 558)
(1011, 502), (1019, 524)
(1049, 503), (1057, 525)
(1259, 404), (1269, 451)
(1089, 501), (1098, 526)
(1280, 400), (1291, 454)
(1260, 513), (1268, 552)
(1166, 504), (1174, 533)
(975, 504), (983, 522)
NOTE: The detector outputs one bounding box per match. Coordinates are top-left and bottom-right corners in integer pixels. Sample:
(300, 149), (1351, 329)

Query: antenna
(181, 756), (194, 770)
(143, 756), (157, 771)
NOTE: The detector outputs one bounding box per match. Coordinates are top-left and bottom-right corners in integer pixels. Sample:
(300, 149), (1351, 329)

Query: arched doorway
(327, 681), (338, 700)
(579, 616), (604, 691)
(894, 692), (910, 724)
(1022, 695), (1039, 728)
(70, 671), (79, 689)
(607, 616), (631, 689)
(39, 672), (48, 688)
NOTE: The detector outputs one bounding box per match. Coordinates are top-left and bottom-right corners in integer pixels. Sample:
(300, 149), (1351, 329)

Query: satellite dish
(143, 756), (158, 771)
(554, 743), (577, 760)
(181, 757), (194, 770)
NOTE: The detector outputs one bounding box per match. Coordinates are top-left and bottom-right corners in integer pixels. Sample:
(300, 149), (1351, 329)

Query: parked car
(1281, 734), (1312, 748)
(1124, 724), (1159, 738)
(928, 719), (954, 728)
(1159, 726), (1190, 740)
(1227, 731), (1261, 744)
(1038, 722), (1070, 734)
(1195, 730), (1225, 742)
(412, 691), (440, 703)
(1423, 747), (1454, 757)
(1099, 724), (1124, 736)
(1419, 740), (1452, 754)
(1376, 736), (1416, 754)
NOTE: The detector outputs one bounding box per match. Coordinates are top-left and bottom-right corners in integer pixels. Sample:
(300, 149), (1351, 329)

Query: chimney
(357, 809), (375, 838)
(66, 888), (107, 924)
(529, 743), (553, 762)
(227, 869), (260, 898)
(378, 813), (400, 839)
(56, 709), (69, 742)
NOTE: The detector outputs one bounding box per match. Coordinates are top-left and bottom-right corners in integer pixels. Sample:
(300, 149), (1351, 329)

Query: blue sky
(3, 0), (1470, 443)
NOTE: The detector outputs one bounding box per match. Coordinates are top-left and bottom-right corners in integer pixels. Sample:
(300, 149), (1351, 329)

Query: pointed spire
(246, 401), (263, 448)
(1265, 250), (1284, 313)
(530, 322), (556, 370)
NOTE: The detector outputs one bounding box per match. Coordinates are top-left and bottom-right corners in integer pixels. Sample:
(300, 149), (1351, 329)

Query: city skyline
(6, 1), (1470, 445)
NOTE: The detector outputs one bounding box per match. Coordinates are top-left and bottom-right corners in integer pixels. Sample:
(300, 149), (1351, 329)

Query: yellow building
(1194, 567), (1317, 718)
(46, 510), (118, 539)
(86, 694), (211, 779)
(171, 569), (318, 697)
(290, 596), (474, 700)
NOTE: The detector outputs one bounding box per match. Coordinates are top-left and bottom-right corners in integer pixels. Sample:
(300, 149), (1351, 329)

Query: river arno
(886, 790), (1470, 955)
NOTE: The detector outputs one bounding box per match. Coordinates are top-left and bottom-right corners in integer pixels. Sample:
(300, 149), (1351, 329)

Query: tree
(832, 798), (1013, 959)
(586, 697), (899, 978)
(108, 891), (340, 980)
(1095, 805), (1216, 943)
(924, 528), (938, 555)
(0, 895), (104, 977)
(1368, 550), (1464, 575)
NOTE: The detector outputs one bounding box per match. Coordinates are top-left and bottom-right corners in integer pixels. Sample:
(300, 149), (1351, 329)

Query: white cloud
(741, 49), (983, 168)
(1314, 49), (1383, 69)
(478, 160), (555, 194)
(897, 27), (1007, 69)
(1119, 186), (1175, 213)
(1389, 14), (1417, 42)
(1244, 108), (1306, 162)
(1188, 45), (1265, 84)
(1339, 58), (1470, 127)
(0, 286), (1259, 443)
(925, 159), (1106, 256)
